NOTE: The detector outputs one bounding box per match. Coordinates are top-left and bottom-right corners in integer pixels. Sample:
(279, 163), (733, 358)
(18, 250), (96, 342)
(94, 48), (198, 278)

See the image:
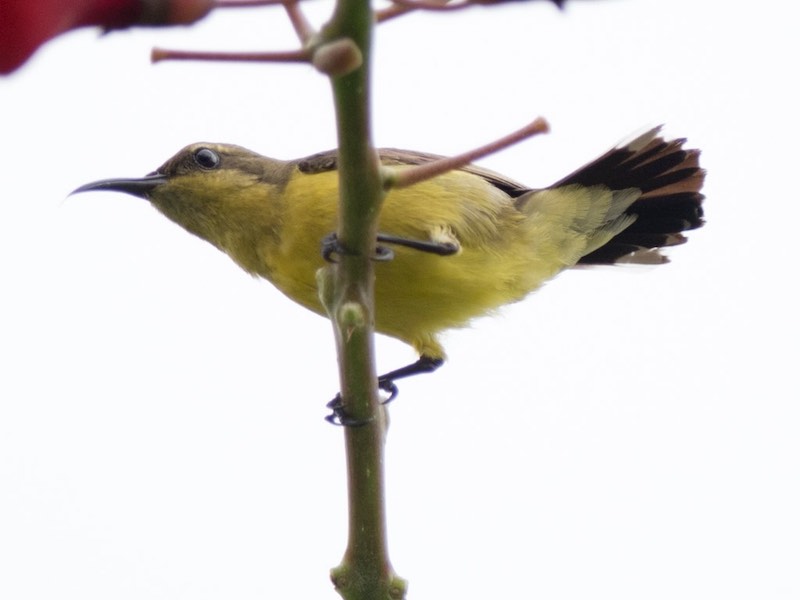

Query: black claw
(373, 245), (395, 261)
(326, 395), (343, 410)
(321, 232), (350, 263)
(325, 410), (370, 427)
(321, 232), (396, 263)
(324, 385), (396, 426)
(378, 379), (399, 404)
(326, 412), (369, 426)
(325, 394), (372, 427)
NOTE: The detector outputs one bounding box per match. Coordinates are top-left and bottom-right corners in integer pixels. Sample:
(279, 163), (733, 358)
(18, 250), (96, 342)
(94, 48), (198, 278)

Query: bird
(74, 126), (704, 406)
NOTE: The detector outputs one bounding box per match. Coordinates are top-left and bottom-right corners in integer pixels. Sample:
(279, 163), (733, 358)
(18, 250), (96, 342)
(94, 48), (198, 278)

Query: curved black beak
(71, 173), (169, 199)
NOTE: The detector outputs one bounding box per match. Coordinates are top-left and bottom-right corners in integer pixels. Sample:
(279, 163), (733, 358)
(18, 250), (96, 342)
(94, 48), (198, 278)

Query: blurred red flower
(1, 0), (213, 74)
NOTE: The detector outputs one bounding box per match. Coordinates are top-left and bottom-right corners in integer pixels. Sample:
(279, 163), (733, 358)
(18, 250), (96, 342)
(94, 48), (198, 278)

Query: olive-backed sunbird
(75, 127), (704, 392)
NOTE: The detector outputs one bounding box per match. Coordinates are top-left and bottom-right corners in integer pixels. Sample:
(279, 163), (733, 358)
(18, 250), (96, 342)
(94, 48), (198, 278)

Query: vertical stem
(320, 2), (406, 599)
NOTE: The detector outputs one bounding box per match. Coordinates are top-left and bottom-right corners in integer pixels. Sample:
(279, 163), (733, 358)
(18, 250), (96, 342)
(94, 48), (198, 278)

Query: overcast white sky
(1, 1), (798, 598)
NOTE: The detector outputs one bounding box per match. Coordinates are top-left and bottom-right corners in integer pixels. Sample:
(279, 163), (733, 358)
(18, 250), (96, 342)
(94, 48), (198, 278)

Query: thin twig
(376, 0), (562, 23)
(283, 0), (317, 43)
(213, 0), (285, 7)
(387, 116), (550, 189)
(151, 47), (311, 63)
(375, 0), (452, 22)
(374, 3), (412, 22)
(384, 0), (471, 11)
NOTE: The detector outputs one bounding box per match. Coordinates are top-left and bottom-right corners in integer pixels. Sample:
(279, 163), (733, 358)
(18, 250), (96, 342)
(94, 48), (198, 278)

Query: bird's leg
(321, 232), (458, 263)
(321, 230), (451, 425)
(375, 233), (459, 256)
(325, 355), (444, 426)
(376, 355), (444, 401)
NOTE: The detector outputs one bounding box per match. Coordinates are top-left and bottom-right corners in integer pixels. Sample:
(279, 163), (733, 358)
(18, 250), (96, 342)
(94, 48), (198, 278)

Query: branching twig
(376, 0), (563, 23)
(375, 0), (449, 22)
(386, 116), (550, 189)
(283, 0), (316, 42)
(150, 47), (310, 63)
(316, 0), (407, 598)
(382, 0), (472, 12)
(213, 0), (285, 6)
(152, 1), (363, 75)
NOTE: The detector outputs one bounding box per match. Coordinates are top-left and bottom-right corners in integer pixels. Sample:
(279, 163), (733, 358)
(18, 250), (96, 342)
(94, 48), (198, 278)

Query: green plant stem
(320, 1), (407, 599)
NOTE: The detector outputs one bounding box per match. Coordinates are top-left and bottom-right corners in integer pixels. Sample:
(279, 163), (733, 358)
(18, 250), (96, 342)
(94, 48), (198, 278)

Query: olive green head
(73, 142), (291, 203)
(73, 143), (294, 275)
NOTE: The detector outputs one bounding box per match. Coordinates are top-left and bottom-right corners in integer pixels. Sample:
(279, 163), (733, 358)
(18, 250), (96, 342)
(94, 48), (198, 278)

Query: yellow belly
(266, 167), (538, 357)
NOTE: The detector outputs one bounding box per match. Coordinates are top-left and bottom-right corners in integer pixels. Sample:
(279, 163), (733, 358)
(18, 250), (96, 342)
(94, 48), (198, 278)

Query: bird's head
(73, 143), (294, 274)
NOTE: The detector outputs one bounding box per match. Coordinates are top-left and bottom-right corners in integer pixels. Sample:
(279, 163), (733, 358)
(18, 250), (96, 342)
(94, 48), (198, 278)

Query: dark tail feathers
(553, 126), (705, 265)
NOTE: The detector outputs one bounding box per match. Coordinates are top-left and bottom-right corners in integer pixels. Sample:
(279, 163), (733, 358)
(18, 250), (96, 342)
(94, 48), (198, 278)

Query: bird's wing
(296, 148), (531, 198)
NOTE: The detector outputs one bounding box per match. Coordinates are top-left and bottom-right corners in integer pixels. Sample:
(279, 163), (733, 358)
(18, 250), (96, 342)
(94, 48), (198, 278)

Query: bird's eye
(193, 148), (220, 170)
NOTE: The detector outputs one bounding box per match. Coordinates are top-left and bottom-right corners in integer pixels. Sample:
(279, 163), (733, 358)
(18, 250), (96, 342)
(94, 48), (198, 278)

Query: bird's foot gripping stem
(321, 232), (394, 263)
(325, 356), (444, 426)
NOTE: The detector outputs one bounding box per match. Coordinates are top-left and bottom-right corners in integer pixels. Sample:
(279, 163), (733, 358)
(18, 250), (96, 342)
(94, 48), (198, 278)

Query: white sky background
(1, 1), (798, 598)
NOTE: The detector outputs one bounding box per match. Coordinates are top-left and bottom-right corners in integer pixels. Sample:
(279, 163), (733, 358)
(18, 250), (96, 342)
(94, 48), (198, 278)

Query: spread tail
(552, 126), (705, 265)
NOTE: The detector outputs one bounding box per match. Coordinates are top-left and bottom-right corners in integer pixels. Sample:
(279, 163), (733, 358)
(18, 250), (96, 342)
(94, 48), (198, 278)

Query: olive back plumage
(299, 128), (705, 266)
